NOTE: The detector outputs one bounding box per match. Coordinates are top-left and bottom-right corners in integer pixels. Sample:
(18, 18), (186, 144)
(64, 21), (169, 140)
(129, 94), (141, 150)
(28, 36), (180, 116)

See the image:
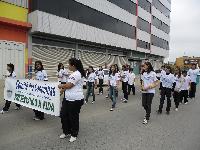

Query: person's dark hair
(109, 65), (117, 76)
(122, 65), (127, 71)
(143, 62), (154, 74)
(99, 66), (103, 71)
(87, 66), (94, 77)
(161, 65), (165, 69)
(34, 60), (44, 72)
(191, 63), (197, 68)
(114, 64), (119, 72)
(7, 63), (14, 77)
(58, 63), (64, 72)
(182, 70), (187, 75)
(129, 68), (133, 72)
(69, 58), (86, 78)
(165, 65), (172, 73)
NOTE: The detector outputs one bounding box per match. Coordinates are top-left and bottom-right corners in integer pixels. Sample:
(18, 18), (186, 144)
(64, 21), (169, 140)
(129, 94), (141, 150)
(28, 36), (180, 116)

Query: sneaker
(184, 102), (188, 105)
(100, 92), (103, 95)
(123, 99), (128, 103)
(110, 108), (114, 111)
(0, 110), (8, 114)
(15, 107), (21, 110)
(97, 93), (100, 95)
(166, 111), (170, 115)
(84, 101), (88, 105)
(106, 96), (108, 98)
(33, 117), (40, 121)
(59, 133), (66, 139)
(69, 136), (77, 142)
(175, 108), (178, 111)
(143, 118), (148, 124)
(92, 101), (94, 104)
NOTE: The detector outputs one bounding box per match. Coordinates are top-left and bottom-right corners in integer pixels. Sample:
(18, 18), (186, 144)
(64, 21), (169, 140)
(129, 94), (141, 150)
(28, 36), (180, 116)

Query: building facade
(0, 0), (31, 79)
(176, 56), (200, 69)
(0, 0), (171, 79)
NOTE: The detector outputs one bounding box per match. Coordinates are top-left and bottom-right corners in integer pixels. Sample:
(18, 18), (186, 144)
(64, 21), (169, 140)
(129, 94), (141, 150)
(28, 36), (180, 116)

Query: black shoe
(157, 110), (162, 114)
(166, 111), (170, 115)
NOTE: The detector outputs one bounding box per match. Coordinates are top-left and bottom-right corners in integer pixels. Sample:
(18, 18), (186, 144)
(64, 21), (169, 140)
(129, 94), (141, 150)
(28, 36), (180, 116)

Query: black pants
(33, 109), (44, 120)
(3, 100), (21, 111)
(159, 87), (172, 112)
(85, 82), (95, 102)
(122, 82), (128, 100)
(180, 90), (188, 103)
(99, 79), (104, 94)
(61, 99), (83, 137)
(142, 93), (154, 120)
(159, 82), (163, 90)
(128, 84), (135, 95)
(189, 82), (196, 98)
(173, 91), (180, 108)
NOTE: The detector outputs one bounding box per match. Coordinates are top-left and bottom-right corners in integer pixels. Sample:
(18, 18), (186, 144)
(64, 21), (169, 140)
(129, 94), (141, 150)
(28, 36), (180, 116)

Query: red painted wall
(0, 24), (28, 43)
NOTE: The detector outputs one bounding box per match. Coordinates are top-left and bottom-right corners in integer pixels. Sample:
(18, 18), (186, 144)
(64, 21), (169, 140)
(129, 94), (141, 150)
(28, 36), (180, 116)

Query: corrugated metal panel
(0, 40), (25, 79)
(1, 0), (28, 8)
(32, 45), (75, 80)
(79, 50), (106, 69)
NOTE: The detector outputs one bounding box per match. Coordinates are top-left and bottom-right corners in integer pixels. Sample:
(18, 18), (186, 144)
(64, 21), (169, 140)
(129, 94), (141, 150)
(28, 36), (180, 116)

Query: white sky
(168, 0), (200, 62)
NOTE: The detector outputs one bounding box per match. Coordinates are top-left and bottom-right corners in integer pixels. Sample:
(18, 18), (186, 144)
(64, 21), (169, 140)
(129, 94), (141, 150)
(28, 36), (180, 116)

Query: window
(138, 0), (151, 13)
(137, 17), (151, 33)
(151, 35), (169, 50)
(137, 40), (150, 50)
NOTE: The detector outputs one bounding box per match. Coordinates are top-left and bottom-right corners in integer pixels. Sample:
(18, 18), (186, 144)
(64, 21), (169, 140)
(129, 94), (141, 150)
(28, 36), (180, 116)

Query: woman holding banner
(1, 63), (21, 114)
(32, 61), (48, 120)
(58, 58), (85, 143)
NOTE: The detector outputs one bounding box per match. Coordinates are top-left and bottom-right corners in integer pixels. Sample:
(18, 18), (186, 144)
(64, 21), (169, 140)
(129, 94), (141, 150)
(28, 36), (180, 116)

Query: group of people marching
(1, 59), (199, 142)
(84, 64), (136, 111)
(141, 62), (200, 124)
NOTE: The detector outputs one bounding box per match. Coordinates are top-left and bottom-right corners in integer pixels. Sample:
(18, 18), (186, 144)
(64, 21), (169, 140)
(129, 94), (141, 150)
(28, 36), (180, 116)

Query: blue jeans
(85, 82), (95, 102)
(109, 86), (117, 108)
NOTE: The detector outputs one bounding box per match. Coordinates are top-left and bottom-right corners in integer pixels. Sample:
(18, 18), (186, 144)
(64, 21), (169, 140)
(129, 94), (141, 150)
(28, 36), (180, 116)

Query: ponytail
(69, 58), (86, 78)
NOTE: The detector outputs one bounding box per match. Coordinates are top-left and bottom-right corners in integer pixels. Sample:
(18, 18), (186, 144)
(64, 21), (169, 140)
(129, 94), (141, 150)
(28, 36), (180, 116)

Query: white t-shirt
(64, 70), (84, 101)
(174, 75), (184, 92)
(108, 73), (118, 86)
(160, 73), (175, 89)
(6, 71), (16, 79)
(121, 71), (129, 82)
(87, 72), (97, 83)
(187, 69), (200, 83)
(116, 71), (121, 81)
(97, 70), (104, 79)
(180, 76), (191, 91)
(141, 71), (158, 93)
(128, 72), (135, 85)
(35, 70), (48, 81)
(160, 70), (166, 82)
(57, 68), (68, 83)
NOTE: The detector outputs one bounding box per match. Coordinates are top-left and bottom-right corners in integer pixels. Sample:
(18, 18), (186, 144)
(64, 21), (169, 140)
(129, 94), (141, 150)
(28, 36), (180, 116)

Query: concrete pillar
(74, 43), (79, 59)
(28, 32), (32, 78)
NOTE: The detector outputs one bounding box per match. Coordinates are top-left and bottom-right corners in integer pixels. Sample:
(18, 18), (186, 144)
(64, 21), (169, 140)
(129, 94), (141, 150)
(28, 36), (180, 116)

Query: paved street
(0, 81), (200, 150)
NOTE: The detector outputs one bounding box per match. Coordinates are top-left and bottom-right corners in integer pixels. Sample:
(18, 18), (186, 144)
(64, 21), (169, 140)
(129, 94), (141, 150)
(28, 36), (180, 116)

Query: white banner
(4, 78), (61, 116)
